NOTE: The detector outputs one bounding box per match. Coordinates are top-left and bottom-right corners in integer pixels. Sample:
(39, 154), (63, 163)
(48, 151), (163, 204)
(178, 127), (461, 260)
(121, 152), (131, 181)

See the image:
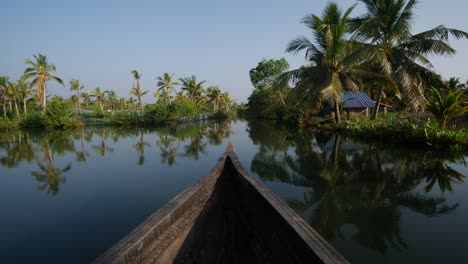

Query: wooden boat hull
(94, 144), (349, 264)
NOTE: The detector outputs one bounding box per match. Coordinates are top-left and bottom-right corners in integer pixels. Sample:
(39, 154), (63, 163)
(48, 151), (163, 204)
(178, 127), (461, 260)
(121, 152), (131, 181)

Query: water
(0, 120), (466, 263)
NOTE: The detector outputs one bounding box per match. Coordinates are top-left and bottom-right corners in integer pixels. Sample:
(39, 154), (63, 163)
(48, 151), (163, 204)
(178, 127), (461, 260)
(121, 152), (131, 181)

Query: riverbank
(318, 116), (468, 152)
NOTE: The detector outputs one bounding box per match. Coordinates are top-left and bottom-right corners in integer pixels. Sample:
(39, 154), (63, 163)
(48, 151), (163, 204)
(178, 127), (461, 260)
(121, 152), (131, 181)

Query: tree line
(0, 55), (234, 123)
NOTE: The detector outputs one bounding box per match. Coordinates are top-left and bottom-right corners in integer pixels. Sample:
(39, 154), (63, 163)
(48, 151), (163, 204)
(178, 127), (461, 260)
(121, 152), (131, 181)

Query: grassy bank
(322, 116), (468, 152)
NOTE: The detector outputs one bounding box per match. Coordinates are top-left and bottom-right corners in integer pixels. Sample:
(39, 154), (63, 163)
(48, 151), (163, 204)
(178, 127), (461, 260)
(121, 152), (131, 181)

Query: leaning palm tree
(89, 87), (106, 113)
(69, 79), (84, 110)
(130, 70), (148, 111)
(284, 3), (392, 122)
(348, 0), (468, 119)
(23, 54), (64, 109)
(179, 75), (206, 103)
(156, 73), (180, 106)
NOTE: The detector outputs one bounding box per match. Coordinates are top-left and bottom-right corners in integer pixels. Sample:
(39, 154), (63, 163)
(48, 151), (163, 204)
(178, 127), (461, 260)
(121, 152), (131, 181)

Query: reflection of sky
(0, 121), (467, 264)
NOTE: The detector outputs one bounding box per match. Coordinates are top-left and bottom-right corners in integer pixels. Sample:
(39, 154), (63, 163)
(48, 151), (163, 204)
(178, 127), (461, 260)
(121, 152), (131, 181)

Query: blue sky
(1, 0), (467, 103)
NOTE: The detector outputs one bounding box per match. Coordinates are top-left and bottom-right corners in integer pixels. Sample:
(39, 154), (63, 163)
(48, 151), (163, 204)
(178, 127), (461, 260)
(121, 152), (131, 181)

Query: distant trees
(69, 79), (84, 110)
(130, 70), (148, 111)
(247, 58), (291, 118)
(1, 55), (234, 127)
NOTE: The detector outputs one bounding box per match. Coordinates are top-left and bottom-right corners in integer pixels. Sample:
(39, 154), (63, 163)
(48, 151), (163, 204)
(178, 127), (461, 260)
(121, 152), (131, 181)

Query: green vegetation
(247, 0), (467, 124)
(244, 0), (467, 150)
(427, 87), (468, 129)
(1, 54), (235, 130)
(333, 117), (468, 152)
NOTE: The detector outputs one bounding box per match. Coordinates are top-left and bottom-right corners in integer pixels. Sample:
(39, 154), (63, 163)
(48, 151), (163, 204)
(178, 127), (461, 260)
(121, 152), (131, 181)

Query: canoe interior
(173, 157), (323, 264)
(94, 152), (348, 264)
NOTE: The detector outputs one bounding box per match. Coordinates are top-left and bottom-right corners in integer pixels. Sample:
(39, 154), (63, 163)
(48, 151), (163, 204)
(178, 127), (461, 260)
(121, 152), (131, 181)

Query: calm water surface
(0, 120), (467, 263)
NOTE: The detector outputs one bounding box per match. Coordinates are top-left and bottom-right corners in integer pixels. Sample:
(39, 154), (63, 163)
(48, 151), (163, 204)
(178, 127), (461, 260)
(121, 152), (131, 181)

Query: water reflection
(247, 121), (465, 255)
(0, 121), (233, 196)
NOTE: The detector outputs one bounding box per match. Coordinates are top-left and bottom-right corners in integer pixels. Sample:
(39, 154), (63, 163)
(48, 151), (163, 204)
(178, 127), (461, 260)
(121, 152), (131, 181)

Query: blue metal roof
(341, 92), (375, 109)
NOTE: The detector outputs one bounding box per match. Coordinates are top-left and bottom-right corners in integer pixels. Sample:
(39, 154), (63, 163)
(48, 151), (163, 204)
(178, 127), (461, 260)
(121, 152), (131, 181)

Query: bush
(20, 113), (43, 128)
(0, 116), (19, 130)
(337, 117), (468, 151)
(109, 111), (143, 126)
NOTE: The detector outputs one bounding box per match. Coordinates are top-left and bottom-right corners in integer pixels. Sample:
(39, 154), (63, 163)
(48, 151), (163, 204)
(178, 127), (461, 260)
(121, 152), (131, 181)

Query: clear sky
(1, 0), (467, 103)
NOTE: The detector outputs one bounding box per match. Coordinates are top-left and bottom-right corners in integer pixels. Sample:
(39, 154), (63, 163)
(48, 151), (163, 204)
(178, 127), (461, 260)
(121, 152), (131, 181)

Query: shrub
(0, 116), (19, 130)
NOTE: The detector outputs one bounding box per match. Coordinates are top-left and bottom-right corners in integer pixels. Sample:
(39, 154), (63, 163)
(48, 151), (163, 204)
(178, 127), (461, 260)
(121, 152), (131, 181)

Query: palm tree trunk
(2, 102), (6, 116)
(23, 98), (27, 114)
(13, 98), (20, 119)
(371, 88), (383, 120)
(334, 101), (341, 123)
(9, 101), (12, 111)
(277, 92), (286, 107)
(99, 101), (104, 113)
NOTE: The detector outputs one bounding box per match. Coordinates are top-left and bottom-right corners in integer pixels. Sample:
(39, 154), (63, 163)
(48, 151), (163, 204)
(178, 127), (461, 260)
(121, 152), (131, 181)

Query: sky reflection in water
(0, 120), (466, 264)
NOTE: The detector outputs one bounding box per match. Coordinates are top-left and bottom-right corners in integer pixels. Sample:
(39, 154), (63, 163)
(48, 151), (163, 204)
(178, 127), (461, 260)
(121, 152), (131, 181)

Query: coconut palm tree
(23, 54), (64, 109)
(179, 75), (206, 103)
(220, 92), (231, 113)
(284, 3), (393, 123)
(446, 77), (466, 91)
(348, 0), (468, 119)
(69, 79), (84, 111)
(156, 73), (180, 106)
(106, 90), (118, 110)
(6, 82), (20, 118)
(80, 92), (91, 108)
(206, 86), (222, 113)
(130, 70), (148, 111)
(426, 87), (468, 129)
(17, 78), (31, 114)
(89, 87), (106, 113)
(0, 76), (9, 116)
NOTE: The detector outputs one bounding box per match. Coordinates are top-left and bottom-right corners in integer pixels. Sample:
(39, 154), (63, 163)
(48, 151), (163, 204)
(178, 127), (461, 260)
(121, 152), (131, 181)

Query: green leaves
(426, 87), (468, 129)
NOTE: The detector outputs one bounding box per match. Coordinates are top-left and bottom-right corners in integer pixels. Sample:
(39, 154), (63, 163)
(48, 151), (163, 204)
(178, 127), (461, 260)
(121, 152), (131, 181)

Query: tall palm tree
(106, 90), (118, 110)
(81, 92), (91, 108)
(6, 82), (20, 118)
(23, 54), (64, 109)
(17, 78), (31, 115)
(348, 0), (468, 119)
(0, 76), (9, 116)
(284, 2), (392, 123)
(156, 73), (180, 106)
(69, 79), (84, 110)
(89, 87), (106, 113)
(130, 70), (148, 111)
(220, 92), (231, 113)
(206, 86), (223, 113)
(179, 75), (206, 103)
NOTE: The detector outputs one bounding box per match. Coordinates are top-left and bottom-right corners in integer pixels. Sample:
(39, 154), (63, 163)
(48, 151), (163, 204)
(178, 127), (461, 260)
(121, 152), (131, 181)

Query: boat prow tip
(225, 142), (234, 153)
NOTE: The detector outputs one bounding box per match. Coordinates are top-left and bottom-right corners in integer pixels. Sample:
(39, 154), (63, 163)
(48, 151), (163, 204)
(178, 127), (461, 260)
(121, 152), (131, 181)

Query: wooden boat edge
(225, 149), (350, 264)
(93, 153), (228, 264)
(94, 144), (350, 264)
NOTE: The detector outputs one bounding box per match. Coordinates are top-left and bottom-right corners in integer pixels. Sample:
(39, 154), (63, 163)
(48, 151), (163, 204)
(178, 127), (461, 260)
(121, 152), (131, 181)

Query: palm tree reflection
(248, 120), (465, 255)
(31, 142), (72, 196)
